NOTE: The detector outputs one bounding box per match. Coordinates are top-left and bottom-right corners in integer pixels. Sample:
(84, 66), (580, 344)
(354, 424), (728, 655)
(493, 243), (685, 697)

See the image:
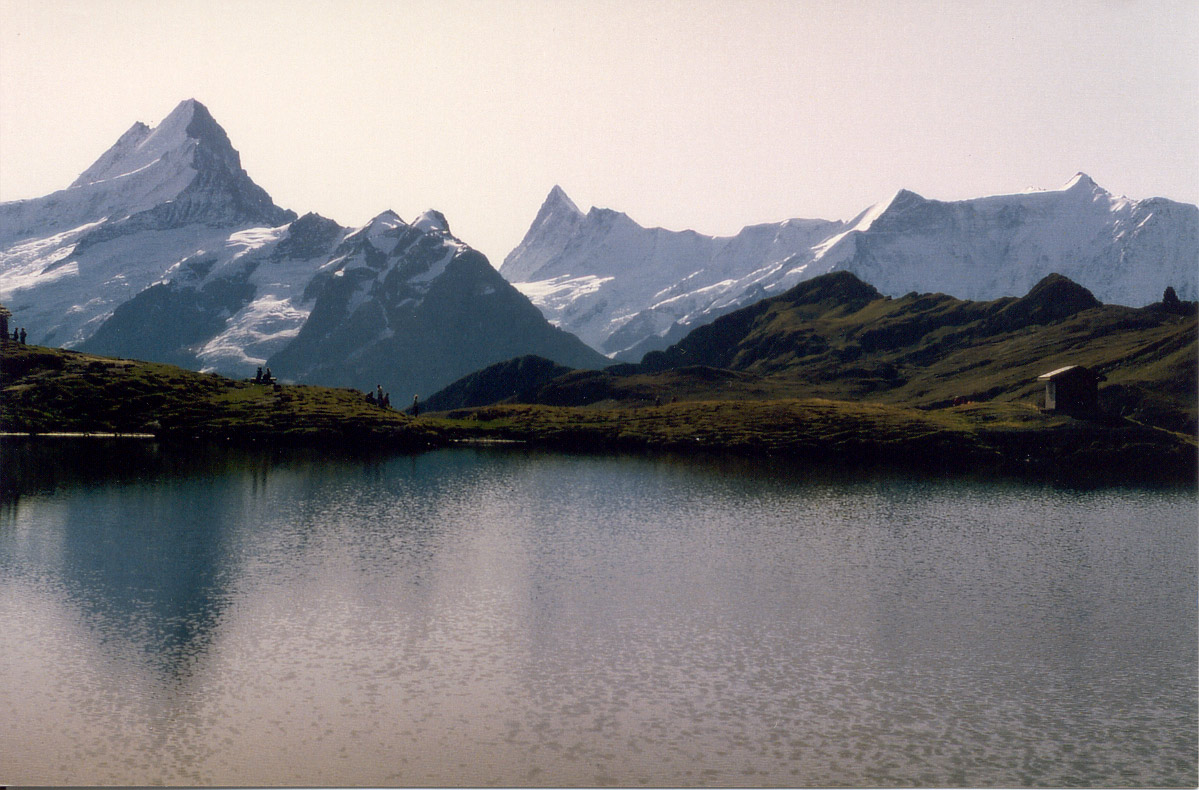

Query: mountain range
(3, 98), (1196, 402)
(502, 177), (1198, 359)
(0, 100), (605, 398)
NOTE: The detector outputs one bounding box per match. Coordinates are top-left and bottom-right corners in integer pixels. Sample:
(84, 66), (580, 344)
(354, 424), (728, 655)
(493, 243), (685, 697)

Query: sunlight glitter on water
(0, 444), (1195, 786)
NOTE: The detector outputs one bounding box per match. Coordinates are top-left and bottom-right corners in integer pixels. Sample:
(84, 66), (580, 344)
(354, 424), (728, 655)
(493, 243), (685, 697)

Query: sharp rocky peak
(875, 188), (931, 216)
(370, 209), (403, 225)
(72, 98), (229, 188)
(1062, 172), (1102, 193)
(179, 99), (235, 152)
(544, 185), (581, 214)
(530, 185), (583, 228)
(55, 98), (295, 239)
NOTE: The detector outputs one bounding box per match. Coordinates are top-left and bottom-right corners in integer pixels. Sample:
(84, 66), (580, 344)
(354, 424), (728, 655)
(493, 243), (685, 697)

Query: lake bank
(3, 344), (1195, 484)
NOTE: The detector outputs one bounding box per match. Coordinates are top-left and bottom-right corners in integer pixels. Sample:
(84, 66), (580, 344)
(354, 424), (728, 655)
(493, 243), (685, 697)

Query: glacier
(502, 175), (1198, 360)
(0, 99), (606, 398)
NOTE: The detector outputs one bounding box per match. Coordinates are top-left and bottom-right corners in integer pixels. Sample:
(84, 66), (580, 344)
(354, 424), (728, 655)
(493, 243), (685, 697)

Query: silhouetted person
(382, 393), (390, 409)
(411, 395), (419, 417)
(18, 328), (25, 344)
(376, 385), (384, 405)
(264, 367), (273, 383)
(366, 391), (376, 406)
(255, 366), (263, 383)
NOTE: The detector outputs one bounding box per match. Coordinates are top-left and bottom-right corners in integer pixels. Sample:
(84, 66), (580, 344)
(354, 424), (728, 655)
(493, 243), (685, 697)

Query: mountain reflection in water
(0, 438), (1195, 786)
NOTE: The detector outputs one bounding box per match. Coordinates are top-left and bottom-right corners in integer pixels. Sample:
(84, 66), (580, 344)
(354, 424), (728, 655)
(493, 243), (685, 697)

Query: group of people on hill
(246, 367), (420, 415)
(9, 327), (27, 344)
(367, 385), (391, 409)
(366, 385), (421, 416)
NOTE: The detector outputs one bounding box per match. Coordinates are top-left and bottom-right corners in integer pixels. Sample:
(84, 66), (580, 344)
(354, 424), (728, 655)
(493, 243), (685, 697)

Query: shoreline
(5, 422), (1193, 488)
(2, 345), (1193, 486)
(1, 432), (157, 439)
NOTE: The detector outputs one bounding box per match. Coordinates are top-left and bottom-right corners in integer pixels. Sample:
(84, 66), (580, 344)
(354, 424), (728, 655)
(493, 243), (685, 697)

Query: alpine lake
(1, 437), (1195, 787)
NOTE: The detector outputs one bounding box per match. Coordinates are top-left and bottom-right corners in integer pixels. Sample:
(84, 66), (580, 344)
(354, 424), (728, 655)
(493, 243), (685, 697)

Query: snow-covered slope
(502, 177), (1198, 360)
(1, 100), (605, 397)
(77, 212), (345, 374)
(501, 186), (844, 356)
(0, 99), (296, 349)
(821, 174), (1198, 306)
(1, 99), (293, 247)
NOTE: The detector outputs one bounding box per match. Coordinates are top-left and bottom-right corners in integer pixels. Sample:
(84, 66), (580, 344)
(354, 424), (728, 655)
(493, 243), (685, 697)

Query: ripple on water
(0, 448), (1194, 785)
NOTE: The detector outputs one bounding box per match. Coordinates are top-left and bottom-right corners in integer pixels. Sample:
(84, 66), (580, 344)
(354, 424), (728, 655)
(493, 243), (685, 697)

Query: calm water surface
(0, 439), (1195, 787)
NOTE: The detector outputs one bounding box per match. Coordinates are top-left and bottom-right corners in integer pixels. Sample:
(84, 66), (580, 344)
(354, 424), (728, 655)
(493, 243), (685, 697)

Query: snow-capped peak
(340, 210), (405, 252)
(69, 122), (152, 188)
(72, 99), (211, 187)
(0, 97), (293, 247)
(840, 189), (912, 235)
(529, 186), (584, 230)
(412, 209), (451, 235)
(499, 186), (590, 282)
(366, 209), (404, 230)
(1062, 172), (1102, 194)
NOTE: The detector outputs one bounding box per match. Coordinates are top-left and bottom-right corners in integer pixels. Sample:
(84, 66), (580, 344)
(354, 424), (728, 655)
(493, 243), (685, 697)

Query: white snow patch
(196, 295), (312, 371)
(345, 212), (406, 255)
(344, 279), (376, 316)
(225, 226), (286, 259)
(321, 254), (349, 271)
(409, 248), (456, 283)
(77, 157), (164, 187)
(515, 274), (614, 305)
(0, 220), (107, 296)
(411, 210), (449, 234)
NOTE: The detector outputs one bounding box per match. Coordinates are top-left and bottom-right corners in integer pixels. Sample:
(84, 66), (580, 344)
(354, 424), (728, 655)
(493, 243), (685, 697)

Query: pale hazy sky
(1, 0), (1196, 265)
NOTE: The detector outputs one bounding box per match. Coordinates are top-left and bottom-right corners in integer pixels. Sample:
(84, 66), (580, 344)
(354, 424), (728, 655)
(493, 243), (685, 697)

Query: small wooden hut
(0, 303), (11, 344)
(1038, 365), (1105, 417)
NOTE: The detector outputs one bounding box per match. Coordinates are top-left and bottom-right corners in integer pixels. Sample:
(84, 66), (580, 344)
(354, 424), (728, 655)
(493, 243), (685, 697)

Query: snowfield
(501, 175), (1198, 358)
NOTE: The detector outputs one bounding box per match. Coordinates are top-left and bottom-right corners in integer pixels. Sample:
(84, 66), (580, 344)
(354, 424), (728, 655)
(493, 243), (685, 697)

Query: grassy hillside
(421, 354), (575, 411)
(429, 398), (1194, 482)
(1, 344), (440, 447)
(503, 273), (1197, 435)
(3, 337), (1195, 483)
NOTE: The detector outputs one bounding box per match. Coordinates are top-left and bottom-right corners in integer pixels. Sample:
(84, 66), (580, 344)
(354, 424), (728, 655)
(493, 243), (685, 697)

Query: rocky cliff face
(266, 211), (607, 399)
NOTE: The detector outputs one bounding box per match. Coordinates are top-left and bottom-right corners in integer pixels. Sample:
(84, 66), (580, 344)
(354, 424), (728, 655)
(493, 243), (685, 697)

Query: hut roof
(1038, 365), (1078, 380)
(1037, 365), (1105, 383)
